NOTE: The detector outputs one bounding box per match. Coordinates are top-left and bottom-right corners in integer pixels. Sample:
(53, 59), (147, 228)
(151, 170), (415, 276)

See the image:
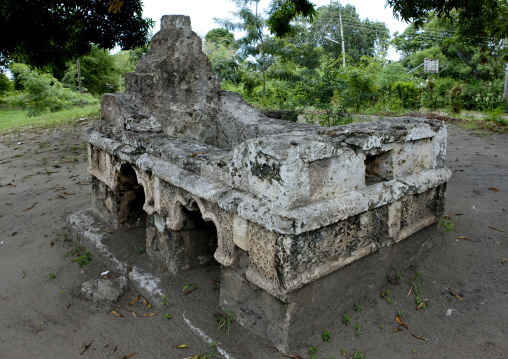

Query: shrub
(392, 81), (420, 109)
(8, 63), (97, 116)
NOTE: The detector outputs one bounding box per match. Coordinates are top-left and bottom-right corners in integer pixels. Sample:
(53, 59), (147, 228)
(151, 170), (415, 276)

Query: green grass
(0, 104), (100, 134)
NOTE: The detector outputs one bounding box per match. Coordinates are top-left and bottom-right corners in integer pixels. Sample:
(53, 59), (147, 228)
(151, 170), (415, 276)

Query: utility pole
(339, 11), (345, 68)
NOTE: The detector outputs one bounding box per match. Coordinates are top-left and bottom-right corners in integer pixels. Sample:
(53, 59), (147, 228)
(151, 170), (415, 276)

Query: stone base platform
(68, 208), (441, 352)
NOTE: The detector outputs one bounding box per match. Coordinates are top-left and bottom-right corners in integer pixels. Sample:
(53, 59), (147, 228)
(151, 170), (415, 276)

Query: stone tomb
(75, 15), (451, 352)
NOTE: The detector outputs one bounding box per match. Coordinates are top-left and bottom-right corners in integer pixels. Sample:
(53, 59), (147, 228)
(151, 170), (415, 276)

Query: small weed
(161, 294), (169, 306)
(352, 348), (368, 359)
(73, 251), (92, 268)
(201, 341), (219, 358)
(42, 158), (48, 165)
(438, 216), (456, 233)
(387, 298), (393, 304)
(217, 310), (235, 334)
(164, 313), (172, 320)
(59, 290), (64, 294)
(353, 303), (364, 312)
(130, 243), (146, 256)
(354, 323), (361, 337)
(65, 236), (84, 256)
(340, 350), (347, 356)
(385, 289), (390, 295)
(397, 310), (404, 318)
(322, 329), (332, 342)
(49, 273), (56, 279)
(44, 167), (51, 175)
(397, 272), (402, 280)
(412, 348), (417, 354)
(342, 314), (351, 325)
(308, 346), (318, 359)
(379, 324), (385, 330)
(410, 272), (429, 308)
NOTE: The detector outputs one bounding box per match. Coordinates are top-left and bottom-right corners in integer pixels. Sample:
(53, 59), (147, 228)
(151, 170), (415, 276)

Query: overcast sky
(141, 0), (410, 60)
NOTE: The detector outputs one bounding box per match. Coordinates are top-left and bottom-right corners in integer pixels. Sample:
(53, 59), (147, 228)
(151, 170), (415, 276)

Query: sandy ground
(0, 121), (507, 359)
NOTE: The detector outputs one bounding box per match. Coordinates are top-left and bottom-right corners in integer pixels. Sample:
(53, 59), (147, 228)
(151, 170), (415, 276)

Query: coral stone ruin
(76, 15), (451, 352)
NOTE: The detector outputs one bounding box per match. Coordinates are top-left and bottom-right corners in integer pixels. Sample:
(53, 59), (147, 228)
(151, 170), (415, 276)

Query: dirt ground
(0, 120), (507, 359)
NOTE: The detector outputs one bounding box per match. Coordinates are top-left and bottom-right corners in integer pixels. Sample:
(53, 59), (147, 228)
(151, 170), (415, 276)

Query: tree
(387, 0), (508, 103)
(62, 47), (123, 96)
(205, 28), (236, 47)
(0, 0), (154, 71)
(386, 0), (508, 42)
(217, 0), (270, 102)
(8, 63), (96, 116)
(266, 0), (317, 37)
(309, 2), (390, 63)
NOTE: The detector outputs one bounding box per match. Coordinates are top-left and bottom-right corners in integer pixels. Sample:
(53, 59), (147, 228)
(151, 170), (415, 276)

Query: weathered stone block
(72, 15), (451, 353)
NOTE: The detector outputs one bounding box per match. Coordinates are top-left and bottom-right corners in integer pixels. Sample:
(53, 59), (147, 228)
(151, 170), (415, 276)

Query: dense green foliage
(0, 0), (153, 72)
(7, 64), (97, 116)
(205, 1), (507, 121)
(2, 0), (506, 126)
(62, 47), (123, 96)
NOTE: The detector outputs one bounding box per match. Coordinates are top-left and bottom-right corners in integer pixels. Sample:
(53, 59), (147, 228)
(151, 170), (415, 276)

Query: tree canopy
(386, 0), (508, 45)
(0, 0), (154, 70)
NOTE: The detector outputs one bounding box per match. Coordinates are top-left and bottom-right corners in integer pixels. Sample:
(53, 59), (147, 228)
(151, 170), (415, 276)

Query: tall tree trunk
(504, 63), (508, 102)
(262, 53), (266, 104)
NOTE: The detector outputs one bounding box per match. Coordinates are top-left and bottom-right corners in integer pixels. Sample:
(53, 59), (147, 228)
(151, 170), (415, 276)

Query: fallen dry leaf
(416, 302), (425, 310)
(23, 202), (38, 211)
(184, 287), (197, 295)
(64, 192), (75, 195)
(101, 275), (119, 279)
(77, 181), (90, 185)
(129, 310), (137, 317)
(188, 152), (208, 157)
(5, 203), (13, 205)
(456, 236), (474, 241)
(453, 213), (463, 216)
(110, 310), (123, 317)
(392, 328), (403, 333)
(11, 231), (18, 236)
(7, 183), (15, 187)
(140, 297), (152, 308)
(488, 188), (499, 192)
(50, 241), (54, 247)
(282, 353), (305, 359)
(80, 342), (91, 355)
(395, 315), (408, 329)
(143, 313), (157, 317)
(187, 355), (201, 359)
(22, 271), (26, 278)
(411, 334), (427, 341)
(120, 353), (137, 359)
(450, 289), (464, 301)
(502, 258), (508, 264)
(128, 295), (140, 306)
(489, 226), (504, 232)
(104, 229), (111, 234)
